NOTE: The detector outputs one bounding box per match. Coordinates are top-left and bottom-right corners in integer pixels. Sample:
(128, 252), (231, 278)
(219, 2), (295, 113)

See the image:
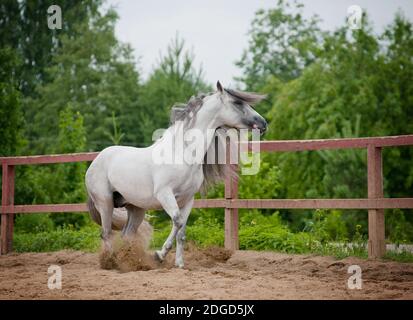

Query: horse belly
(108, 163), (156, 208)
(130, 196), (163, 210)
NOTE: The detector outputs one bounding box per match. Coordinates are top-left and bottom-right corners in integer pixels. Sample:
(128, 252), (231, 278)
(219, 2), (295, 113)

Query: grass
(14, 224), (100, 253)
(383, 250), (413, 263)
(11, 212), (413, 262)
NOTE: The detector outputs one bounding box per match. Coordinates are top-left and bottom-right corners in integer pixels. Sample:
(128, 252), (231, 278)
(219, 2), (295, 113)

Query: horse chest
(172, 166), (203, 195)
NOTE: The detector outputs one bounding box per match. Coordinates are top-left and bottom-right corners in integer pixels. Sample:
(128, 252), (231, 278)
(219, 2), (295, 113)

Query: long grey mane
(169, 89), (266, 194)
(169, 93), (210, 128)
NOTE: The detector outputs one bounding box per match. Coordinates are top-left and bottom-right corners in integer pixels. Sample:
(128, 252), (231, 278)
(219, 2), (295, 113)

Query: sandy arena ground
(0, 246), (412, 300)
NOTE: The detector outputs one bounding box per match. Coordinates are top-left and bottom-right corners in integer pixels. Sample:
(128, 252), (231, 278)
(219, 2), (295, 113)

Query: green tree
(261, 14), (413, 236)
(104, 111), (125, 145)
(139, 35), (210, 144)
(25, 6), (141, 152)
(0, 0), (101, 97)
(0, 47), (24, 156)
(236, 0), (324, 93)
(378, 14), (413, 196)
(17, 106), (88, 229)
(50, 106), (88, 227)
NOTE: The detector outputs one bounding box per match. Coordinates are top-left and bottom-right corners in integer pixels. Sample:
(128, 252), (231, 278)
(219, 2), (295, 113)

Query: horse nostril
(260, 125), (267, 135)
(251, 117), (267, 134)
(258, 118), (267, 132)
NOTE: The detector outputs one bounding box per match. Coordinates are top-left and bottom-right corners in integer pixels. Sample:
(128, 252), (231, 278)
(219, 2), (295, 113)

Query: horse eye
(233, 100), (243, 106)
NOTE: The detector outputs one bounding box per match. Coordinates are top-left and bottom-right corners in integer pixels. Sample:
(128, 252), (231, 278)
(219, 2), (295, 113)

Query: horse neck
(189, 98), (221, 151)
(162, 98), (221, 162)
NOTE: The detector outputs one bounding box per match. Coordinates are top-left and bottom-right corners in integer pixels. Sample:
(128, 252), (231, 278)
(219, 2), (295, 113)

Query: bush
(237, 212), (308, 252)
(324, 210), (348, 241)
(15, 214), (54, 234)
(14, 224), (100, 252)
(13, 209), (413, 263)
(49, 213), (89, 229)
(151, 215), (224, 248)
(386, 209), (413, 245)
(186, 217), (224, 247)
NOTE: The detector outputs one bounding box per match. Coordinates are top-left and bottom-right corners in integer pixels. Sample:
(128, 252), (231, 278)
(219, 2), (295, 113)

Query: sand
(0, 246), (412, 300)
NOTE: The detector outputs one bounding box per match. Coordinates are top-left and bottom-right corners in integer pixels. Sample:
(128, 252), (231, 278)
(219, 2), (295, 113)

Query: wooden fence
(1, 135), (413, 258)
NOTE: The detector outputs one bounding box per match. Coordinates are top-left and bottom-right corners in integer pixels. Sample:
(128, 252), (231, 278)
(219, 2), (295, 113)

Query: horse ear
(216, 81), (223, 93)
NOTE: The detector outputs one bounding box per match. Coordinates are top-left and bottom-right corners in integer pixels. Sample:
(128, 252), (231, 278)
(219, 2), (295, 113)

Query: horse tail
(87, 196), (102, 226)
(87, 196), (126, 231)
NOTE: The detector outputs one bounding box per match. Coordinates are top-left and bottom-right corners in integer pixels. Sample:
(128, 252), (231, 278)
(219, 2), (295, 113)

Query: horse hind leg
(121, 205), (145, 239)
(93, 195), (115, 252)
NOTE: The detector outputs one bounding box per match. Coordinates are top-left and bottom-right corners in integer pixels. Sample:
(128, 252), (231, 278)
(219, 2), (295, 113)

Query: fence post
(1, 163), (15, 255)
(367, 145), (385, 259)
(224, 140), (239, 251)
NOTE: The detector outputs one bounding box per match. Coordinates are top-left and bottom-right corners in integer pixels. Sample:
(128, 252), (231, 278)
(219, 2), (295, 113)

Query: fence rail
(1, 134), (413, 258)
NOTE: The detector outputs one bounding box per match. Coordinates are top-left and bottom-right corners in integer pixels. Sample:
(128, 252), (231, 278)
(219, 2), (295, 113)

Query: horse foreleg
(175, 198), (194, 268)
(154, 188), (182, 262)
(155, 224), (178, 262)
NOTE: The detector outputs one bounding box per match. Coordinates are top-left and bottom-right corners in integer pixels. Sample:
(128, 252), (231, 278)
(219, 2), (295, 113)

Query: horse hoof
(175, 263), (184, 269)
(154, 250), (164, 262)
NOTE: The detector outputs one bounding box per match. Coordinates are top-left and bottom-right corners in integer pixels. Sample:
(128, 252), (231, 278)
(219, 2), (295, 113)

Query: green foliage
(323, 211), (348, 241)
(236, 0), (323, 92)
(56, 106), (87, 153)
(152, 211), (361, 257)
(15, 214), (54, 234)
(24, 5), (141, 152)
(186, 216), (225, 247)
(0, 1), (102, 97)
(3, 1), (413, 259)
(252, 13), (413, 239)
(138, 35), (210, 144)
(14, 211), (413, 262)
(189, 154), (283, 225)
(238, 156), (282, 200)
(150, 211), (373, 259)
(384, 250), (413, 263)
(14, 224), (100, 253)
(386, 209), (413, 245)
(15, 106), (88, 228)
(238, 212), (309, 253)
(0, 47), (24, 156)
(303, 210), (348, 242)
(104, 112), (125, 145)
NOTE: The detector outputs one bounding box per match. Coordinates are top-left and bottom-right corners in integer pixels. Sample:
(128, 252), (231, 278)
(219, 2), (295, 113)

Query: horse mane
(169, 93), (210, 127)
(201, 89), (265, 192)
(200, 129), (238, 195)
(169, 93), (231, 194)
(169, 89), (266, 126)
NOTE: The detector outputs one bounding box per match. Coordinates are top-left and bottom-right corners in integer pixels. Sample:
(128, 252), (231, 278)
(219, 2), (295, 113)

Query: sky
(106, 0), (413, 86)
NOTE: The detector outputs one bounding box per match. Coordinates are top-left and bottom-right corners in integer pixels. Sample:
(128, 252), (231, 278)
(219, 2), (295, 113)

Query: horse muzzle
(250, 117), (268, 135)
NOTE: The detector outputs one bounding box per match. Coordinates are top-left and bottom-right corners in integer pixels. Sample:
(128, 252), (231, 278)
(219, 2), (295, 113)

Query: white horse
(85, 81), (267, 268)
